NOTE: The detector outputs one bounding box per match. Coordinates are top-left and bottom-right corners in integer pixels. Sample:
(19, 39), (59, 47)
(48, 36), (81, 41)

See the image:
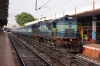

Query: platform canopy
(71, 8), (100, 18)
(0, 0), (9, 27)
(70, 8), (100, 22)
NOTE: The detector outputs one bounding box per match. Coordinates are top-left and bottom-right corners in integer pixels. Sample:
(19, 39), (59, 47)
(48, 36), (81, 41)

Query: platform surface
(0, 32), (15, 66)
(83, 44), (100, 50)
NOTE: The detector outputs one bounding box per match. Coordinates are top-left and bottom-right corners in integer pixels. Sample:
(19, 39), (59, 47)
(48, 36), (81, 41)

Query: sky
(8, 0), (100, 27)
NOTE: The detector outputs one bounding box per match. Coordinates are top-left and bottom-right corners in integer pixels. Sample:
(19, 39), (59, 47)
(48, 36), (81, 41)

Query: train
(11, 15), (83, 53)
(4, 27), (11, 32)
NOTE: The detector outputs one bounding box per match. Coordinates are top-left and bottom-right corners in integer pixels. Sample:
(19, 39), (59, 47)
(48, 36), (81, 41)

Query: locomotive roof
(38, 19), (53, 23)
(25, 21), (38, 26)
(55, 15), (73, 20)
(37, 15), (74, 23)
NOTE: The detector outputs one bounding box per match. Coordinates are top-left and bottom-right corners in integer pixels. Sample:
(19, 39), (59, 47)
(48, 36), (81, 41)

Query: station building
(71, 1), (100, 43)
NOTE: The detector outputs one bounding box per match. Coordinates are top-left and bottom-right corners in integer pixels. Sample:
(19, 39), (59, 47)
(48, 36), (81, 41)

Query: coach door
(53, 23), (57, 39)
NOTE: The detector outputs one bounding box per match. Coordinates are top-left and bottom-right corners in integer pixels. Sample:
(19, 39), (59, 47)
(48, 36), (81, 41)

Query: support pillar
(92, 21), (96, 40)
(92, 15), (97, 43)
(75, 7), (77, 14)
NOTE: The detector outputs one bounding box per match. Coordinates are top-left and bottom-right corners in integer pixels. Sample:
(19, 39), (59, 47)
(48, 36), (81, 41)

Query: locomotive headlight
(70, 39), (72, 41)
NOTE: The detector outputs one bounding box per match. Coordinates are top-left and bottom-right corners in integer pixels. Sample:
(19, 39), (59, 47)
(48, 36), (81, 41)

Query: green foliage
(15, 12), (36, 26)
(40, 16), (46, 20)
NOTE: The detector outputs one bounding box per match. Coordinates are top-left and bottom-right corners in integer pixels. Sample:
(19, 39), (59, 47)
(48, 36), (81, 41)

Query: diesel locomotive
(12, 15), (83, 53)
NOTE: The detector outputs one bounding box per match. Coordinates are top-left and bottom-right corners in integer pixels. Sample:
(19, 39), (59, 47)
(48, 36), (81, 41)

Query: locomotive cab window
(53, 23), (56, 28)
(65, 18), (68, 20)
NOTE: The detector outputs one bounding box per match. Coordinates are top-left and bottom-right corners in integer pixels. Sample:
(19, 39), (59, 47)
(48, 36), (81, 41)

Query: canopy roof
(0, 0), (9, 26)
(70, 8), (100, 18)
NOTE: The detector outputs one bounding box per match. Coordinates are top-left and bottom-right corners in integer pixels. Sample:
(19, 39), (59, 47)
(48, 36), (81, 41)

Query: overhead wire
(51, 0), (72, 9)
(16, 0), (26, 14)
(34, 0), (52, 18)
(15, 0), (23, 13)
(37, 0), (52, 10)
(40, 0), (72, 15)
(9, 0), (26, 24)
(9, 0), (24, 21)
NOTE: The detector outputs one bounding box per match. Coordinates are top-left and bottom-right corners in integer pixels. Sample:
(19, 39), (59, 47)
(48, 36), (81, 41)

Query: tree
(15, 12), (36, 26)
(40, 16), (46, 20)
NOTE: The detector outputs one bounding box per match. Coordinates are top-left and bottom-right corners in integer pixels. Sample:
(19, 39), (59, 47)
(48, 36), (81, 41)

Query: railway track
(8, 33), (53, 66)
(75, 54), (100, 66)
(12, 33), (100, 66)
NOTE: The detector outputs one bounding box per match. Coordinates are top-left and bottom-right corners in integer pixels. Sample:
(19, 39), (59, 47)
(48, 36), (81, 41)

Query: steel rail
(13, 33), (100, 66)
(8, 33), (53, 66)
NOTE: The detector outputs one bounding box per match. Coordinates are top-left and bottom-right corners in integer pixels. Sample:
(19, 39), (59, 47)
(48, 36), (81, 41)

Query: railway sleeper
(12, 33), (100, 66)
(73, 58), (96, 66)
(75, 56), (95, 64)
(49, 53), (60, 61)
(72, 60), (85, 66)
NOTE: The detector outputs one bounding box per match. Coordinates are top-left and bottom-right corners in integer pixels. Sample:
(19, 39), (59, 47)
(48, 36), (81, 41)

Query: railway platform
(83, 44), (100, 60)
(0, 32), (15, 66)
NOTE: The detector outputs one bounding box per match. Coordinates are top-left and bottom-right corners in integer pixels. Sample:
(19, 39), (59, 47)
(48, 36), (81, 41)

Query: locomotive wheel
(50, 40), (55, 47)
(77, 41), (83, 53)
(44, 39), (46, 44)
(37, 37), (39, 42)
(66, 41), (73, 52)
(45, 39), (48, 45)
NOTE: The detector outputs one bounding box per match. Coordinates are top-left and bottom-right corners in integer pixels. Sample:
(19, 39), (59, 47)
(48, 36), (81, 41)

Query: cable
(9, 0), (23, 21)
(37, 0), (52, 10)
(40, 0), (72, 15)
(53, 0), (72, 9)
(40, 0), (51, 8)
(15, 0), (23, 13)
(9, 0), (26, 24)
(16, 0), (26, 14)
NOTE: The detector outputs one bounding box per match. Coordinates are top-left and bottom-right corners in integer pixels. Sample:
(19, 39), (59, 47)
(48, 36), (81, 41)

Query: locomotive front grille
(65, 29), (75, 37)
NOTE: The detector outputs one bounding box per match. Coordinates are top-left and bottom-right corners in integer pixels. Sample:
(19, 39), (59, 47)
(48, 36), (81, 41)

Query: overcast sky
(8, 0), (100, 26)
